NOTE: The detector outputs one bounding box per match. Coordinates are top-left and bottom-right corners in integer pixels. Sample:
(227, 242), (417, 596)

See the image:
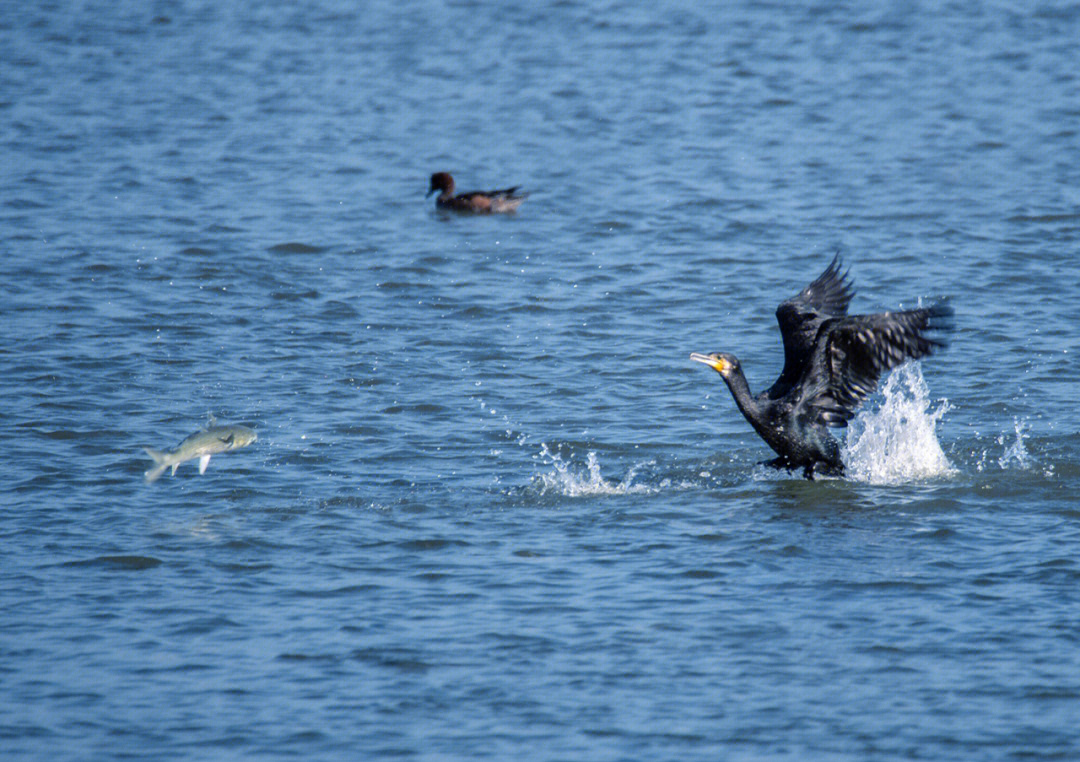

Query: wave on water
(841, 363), (955, 485)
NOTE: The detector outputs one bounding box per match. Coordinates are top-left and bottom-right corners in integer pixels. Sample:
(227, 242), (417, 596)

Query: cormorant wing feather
(771, 255), (855, 392)
(781, 254), (854, 319)
(799, 302), (953, 427)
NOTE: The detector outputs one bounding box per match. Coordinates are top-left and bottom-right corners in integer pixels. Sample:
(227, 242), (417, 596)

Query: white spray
(841, 363), (954, 484)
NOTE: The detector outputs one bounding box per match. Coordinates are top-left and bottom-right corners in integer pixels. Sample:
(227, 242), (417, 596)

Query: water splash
(841, 363), (954, 485)
(997, 418), (1034, 470)
(532, 444), (656, 496)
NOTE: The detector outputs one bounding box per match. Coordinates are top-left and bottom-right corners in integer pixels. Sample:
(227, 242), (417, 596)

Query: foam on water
(841, 363), (955, 485)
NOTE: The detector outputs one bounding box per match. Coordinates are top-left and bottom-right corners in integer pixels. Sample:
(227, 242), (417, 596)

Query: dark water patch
(320, 300), (359, 319)
(381, 403), (448, 415)
(38, 142), (78, 154)
(38, 429), (81, 440)
(267, 242), (327, 254)
(62, 555), (163, 570)
(416, 571), (450, 582)
(777, 544), (806, 556)
(280, 731), (328, 744)
(833, 579), (938, 592)
(132, 662), (214, 675)
(294, 584), (382, 599)
(1008, 212), (1080, 223)
(397, 538), (469, 552)
(681, 568), (722, 579)
(1029, 565), (1080, 583)
(178, 246), (214, 256)
(40, 428), (129, 442)
(507, 302), (555, 315)
(15, 472), (69, 492)
(278, 652), (339, 661)
(376, 280), (422, 291)
(350, 648), (432, 672)
(483, 631), (558, 654)
(0, 724), (54, 740)
(453, 304), (496, 318)
(968, 573), (1011, 587)
(5, 198), (47, 210)
(1022, 686), (1080, 700)
(271, 289), (319, 301)
(169, 616), (242, 636)
(45, 690), (105, 703)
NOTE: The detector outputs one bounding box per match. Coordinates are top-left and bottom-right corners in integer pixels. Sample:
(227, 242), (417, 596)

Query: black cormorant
(690, 256), (952, 479)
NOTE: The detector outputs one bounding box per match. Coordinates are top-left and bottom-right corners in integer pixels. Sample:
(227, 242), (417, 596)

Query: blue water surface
(4, 1), (1080, 759)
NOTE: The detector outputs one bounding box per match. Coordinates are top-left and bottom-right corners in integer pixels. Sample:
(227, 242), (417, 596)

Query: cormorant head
(690, 351), (740, 378)
(428, 172), (453, 197)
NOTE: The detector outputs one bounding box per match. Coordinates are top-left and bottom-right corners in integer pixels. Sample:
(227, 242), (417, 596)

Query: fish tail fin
(143, 447), (170, 483)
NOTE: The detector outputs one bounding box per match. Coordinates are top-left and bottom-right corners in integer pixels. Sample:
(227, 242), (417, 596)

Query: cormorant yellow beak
(690, 352), (726, 373)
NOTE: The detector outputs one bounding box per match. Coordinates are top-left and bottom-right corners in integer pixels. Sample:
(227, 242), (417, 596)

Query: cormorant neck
(721, 366), (761, 427)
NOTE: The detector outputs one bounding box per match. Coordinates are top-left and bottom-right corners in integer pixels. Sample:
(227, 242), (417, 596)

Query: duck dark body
(427, 171), (527, 213)
(691, 256), (952, 479)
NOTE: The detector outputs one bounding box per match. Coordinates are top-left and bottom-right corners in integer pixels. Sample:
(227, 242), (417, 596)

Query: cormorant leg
(761, 457), (788, 470)
(803, 463), (816, 481)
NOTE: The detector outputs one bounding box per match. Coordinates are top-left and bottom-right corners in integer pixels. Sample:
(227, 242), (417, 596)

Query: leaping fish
(144, 418), (257, 483)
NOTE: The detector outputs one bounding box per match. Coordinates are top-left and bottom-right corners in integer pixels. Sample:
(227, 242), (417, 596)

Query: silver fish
(144, 423), (257, 483)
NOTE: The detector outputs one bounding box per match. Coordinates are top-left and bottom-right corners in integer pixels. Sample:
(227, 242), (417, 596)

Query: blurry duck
(427, 172), (528, 213)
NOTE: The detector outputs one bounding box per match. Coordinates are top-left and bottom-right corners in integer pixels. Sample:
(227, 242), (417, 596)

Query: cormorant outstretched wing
(771, 255), (855, 392)
(800, 302), (953, 427)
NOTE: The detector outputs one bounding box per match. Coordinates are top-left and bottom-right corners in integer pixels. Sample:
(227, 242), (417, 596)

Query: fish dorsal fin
(206, 413), (218, 429)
